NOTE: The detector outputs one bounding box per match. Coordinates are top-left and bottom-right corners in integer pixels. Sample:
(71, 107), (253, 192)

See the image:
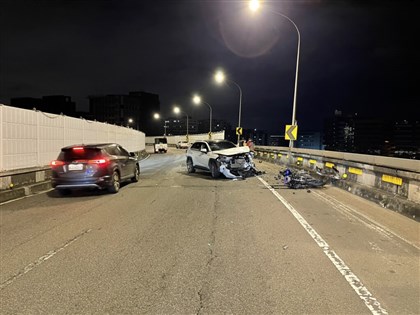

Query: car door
(116, 145), (135, 179)
(196, 142), (211, 169)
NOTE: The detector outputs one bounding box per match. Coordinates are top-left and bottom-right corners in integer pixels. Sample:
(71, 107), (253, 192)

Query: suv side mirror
(129, 152), (136, 157)
(200, 148), (207, 153)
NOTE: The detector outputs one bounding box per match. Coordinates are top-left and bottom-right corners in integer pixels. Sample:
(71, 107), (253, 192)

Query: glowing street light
(249, 0), (301, 148)
(127, 118), (134, 129)
(153, 113), (160, 120)
(214, 70), (243, 145)
(192, 94), (213, 138)
(249, 0), (260, 12)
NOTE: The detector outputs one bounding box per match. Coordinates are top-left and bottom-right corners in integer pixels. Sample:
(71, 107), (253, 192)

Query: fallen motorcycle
(278, 167), (340, 189)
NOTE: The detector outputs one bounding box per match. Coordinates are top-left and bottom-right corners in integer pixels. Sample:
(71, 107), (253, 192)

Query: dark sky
(0, 0), (417, 133)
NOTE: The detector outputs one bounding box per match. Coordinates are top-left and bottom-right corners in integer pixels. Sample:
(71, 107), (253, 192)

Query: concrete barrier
(255, 146), (420, 221)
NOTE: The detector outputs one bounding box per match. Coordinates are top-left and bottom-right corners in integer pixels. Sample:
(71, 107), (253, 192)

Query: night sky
(0, 0), (417, 134)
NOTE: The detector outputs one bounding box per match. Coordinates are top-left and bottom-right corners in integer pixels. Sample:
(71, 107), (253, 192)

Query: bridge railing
(255, 146), (420, 219)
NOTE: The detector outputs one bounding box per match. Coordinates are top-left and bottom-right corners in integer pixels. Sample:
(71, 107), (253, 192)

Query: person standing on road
(246, 138), (255, 152)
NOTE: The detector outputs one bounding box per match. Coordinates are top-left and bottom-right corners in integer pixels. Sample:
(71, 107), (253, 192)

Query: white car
(154, 137), (168, 153)
(186, 140), (257, 179)
(176, 141), (189, 149)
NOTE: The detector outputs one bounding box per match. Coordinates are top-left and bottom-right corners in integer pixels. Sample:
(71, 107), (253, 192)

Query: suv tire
(108, 170), (120, 193)
(209, 160), (220, 179)
(186, 158), (195, 173)
(131, 165), (140, 182)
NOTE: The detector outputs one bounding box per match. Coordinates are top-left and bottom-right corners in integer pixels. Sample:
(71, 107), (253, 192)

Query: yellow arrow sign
(285, 125), (298, 141)
(236, 127), (243, 135)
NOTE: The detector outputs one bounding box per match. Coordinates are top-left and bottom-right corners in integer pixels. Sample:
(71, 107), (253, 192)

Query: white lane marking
(313, 190), (420, 251)
(257, 177), (388, 315)
(0, 229), (92, 290)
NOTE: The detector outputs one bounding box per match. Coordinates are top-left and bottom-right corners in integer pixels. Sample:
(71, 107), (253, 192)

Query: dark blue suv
(51, 143), (140, 195)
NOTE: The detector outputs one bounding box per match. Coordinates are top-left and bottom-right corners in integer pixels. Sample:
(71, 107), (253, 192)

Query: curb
(0, 181), (52, 204)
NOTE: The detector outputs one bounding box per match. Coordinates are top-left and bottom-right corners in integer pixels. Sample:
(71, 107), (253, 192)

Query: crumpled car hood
(214, 146), (250, 156)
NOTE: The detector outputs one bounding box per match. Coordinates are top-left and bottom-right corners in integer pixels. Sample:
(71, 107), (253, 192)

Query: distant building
(323, 110), (356, 152)
(353, 119), (391, 155)
(268, 135), (288, 147)
(296, 131), (322, 150)
(197, 119), (232, 135)
(244, 129), (268, 146)
(323, 110), (419, 159)
(11, 95), (76, 116)
(392, 120), (420, 159)
(88, 91), (160, 135)
(164, 116), (198, 136)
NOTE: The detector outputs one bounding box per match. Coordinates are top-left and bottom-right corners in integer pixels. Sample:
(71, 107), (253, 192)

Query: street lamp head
(192, 94), (201, 105)
(214, 70), (225, 84)
(249, 0), (260, 12)
(173, 106), (181, 114)
(153, 113), (160, 119)
(128, 118), (133, 124)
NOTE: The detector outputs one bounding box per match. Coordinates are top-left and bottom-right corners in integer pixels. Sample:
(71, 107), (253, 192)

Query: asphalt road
(1, 147), (419, 314)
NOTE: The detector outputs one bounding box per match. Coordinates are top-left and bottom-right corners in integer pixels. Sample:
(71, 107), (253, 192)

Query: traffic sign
(236, 127), (243, 136)
(285, 125), (298, 140)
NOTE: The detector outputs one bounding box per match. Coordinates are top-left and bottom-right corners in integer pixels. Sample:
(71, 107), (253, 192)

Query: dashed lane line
(0, 229), (92, 291)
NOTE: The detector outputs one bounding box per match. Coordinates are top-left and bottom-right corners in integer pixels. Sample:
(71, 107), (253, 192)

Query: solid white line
(0, 229), (92, 290)
(257, 176), (388, 315)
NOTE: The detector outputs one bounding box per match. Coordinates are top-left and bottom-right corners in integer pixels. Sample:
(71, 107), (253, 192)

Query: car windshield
(208, 141), (236, 151)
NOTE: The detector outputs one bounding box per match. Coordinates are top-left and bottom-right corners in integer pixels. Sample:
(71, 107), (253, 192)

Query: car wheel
(210, 160), (220, 179)
(131, 165), (140, 182)
(187, 158), (195, 173)
(108, 170), (120, 193)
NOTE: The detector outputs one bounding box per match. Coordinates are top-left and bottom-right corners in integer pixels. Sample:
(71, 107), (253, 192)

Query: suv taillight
(50, 160), (65, 167)
(88, 158), (109, 165)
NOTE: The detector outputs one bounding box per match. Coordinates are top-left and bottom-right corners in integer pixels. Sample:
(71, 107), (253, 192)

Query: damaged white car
(186, 140), (260, 179)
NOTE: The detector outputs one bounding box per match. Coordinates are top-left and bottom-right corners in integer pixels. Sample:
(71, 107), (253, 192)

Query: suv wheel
(186, 158), (195, 173)
(108, 170), (120, 193)
(131, 165), (140, 182)
(210, 160), (220, 179)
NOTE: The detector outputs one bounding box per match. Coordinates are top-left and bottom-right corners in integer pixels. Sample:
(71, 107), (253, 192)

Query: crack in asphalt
(196, 188), (219, 315)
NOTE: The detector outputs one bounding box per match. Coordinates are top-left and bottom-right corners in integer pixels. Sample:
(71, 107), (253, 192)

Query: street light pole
(275, 11), (300, 149)
(229, 80), (243, 145)
(214, 71), (243, 145)
(173, 106), (189, 140)
(192, 95), (213, 138)
(249, 1), (301, 148)
(164, 120), (169, 136)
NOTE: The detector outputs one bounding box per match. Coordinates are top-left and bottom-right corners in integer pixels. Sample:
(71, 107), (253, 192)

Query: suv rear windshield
(208, 141), (236, 151)
(58, 148), (102, 161)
